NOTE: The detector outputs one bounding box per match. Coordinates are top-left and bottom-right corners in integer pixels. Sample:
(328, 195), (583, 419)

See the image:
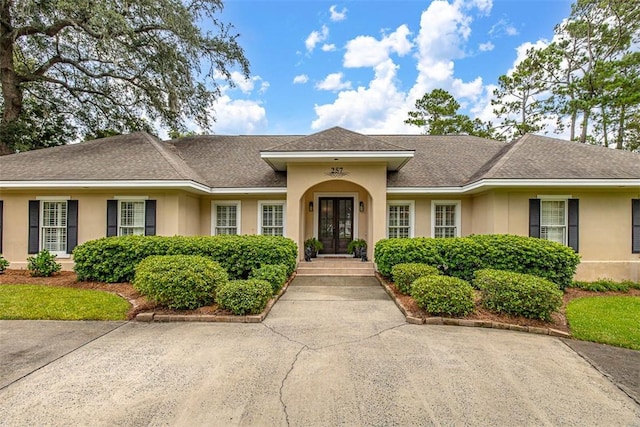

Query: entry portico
(260, 128), (414, 258)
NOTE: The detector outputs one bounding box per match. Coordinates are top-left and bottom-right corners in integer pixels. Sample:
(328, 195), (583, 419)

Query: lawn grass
(0, 285), (130, 320)
(566, 296), (640, 350)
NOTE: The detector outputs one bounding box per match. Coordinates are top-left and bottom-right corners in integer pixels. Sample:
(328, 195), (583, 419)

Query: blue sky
(198, 0), (573, 136)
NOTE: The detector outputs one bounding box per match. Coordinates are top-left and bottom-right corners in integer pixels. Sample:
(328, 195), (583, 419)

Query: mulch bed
(2, 269), (638, 329)
(380, 276), (640, 334)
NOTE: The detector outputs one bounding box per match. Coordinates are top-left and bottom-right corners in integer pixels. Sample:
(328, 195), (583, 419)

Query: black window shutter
(145, 200), (156, 236)
(529, 199), (541, 238)
(0, 200), (3, 254)
(106, 200), (118, 237)
(633, 199), (640, 254)
(28, 200), (40, 254)
(568, 199), (579, 252)
(66, 200), (78, 253)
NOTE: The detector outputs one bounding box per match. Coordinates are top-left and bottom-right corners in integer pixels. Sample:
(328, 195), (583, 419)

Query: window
(540, 200), (566, 245)
(530, 197), (579, 252)
(432, 201), (460, 238)
(387, 201), (414, 238)
(28, 199), (78, 256)
(107, 199), (155, 237)
(119, 201), (145, 236)
(41, 201), (67, 254)
(213, 201), (241, 235)
(259, 202), (285, 236)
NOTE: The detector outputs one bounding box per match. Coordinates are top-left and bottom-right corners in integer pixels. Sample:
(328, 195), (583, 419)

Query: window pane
(541, 200), (566, 245)
(41, 201), (67, 253)
(261, 204), (283, 236)
(215, 204), (238, 235)
(388, 204), (411, 239)
(119, 201), (145, 236)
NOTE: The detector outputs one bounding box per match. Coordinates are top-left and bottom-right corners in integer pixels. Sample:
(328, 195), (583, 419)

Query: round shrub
(216, 279), (273, 315)
(391, 263), (440, 294)
(474, 269), (563, 321)
(249, 264), (288, 294)
(133, 255), (228, 310)
(410, 276), (475, 317)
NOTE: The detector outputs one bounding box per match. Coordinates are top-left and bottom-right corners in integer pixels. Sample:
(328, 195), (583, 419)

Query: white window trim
(386, 200), (415, 238)
(257, 200), (286, 236)
(117, 199), (146, 236)
(114, 195), (149, 200)
(538, 196), (569, 246)
(211, 200), (242, 235)
(431, 200), (461, 238)
(39, 199), (69, 257)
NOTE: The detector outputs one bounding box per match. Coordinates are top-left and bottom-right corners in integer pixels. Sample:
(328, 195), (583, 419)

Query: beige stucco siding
(0, 190), (186, 269)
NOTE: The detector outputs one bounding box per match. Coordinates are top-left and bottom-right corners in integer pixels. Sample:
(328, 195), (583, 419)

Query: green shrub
(133, 255), (228, 310)
(250, 264), (289, 294)
(0, 255), (9, 273)
(410, 275), (475, 316)
(27, 250), (62, 277)
(571, 278), (633, 292)
(216, 279), (273, 315)
(391, 263), (440, 294)
(474, 269), (563, 321)
(375, 234), (580, 289)
(73, 235), (297, 283)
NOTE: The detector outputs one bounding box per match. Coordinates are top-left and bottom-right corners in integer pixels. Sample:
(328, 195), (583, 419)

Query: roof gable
(263, 126), (409, 152)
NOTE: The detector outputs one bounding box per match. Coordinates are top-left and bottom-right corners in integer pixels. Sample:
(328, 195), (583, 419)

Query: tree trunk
(580, 109), (590, 144)
(0, 0), (21, 155)
(616, 105), (625, 149)
(601, 104), (608, 147)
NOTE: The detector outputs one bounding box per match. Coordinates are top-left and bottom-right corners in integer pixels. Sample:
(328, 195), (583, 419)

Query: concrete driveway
(0, 276), (639, 426)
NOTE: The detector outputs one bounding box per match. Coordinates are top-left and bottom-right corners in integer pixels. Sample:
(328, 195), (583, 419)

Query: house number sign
(325, 167), (349, 178)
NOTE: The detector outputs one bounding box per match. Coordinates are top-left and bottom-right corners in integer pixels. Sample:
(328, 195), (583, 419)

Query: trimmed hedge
(474, 269), (563, 321)
(391, 263), (440, 294)
(73, 235), (297, 283)
(249, 264), (289, 294)
(374, 234), (580, 289)
(133, 255), (228, 310)
(410, 275), (475, 317)
(216, 279), (273, 315)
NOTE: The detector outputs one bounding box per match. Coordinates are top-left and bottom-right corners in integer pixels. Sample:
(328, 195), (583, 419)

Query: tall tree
(0, 0), (250, 154)
(491, 48), (551, 141)
(550, 0), (640, 145)
(405, 89), (496, 138)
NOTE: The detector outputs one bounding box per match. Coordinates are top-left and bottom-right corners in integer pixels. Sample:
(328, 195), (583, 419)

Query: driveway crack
(314, 322), (407, 350)
(279, 344), (308, 427)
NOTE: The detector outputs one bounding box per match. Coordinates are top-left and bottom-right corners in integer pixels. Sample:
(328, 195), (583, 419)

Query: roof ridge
(142, 133), (208, 184)
(469, 134), (531, 182)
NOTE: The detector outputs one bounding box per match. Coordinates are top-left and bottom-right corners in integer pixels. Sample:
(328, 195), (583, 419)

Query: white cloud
(293, 74), (309, 84)
(210, 96), (267, 134)
(259, 81), (270, 94)
(489, 18), (519, 37)
(322, 43), (336, 52)
(305, 25), (329, 53)
(329, 5), (347, 22)
(315, 72), (352, 91)
(312, 60), (411, 133)
(343, 25), (413, 68)
(478, 41), (495, 51)
(312, 0), (498, 134)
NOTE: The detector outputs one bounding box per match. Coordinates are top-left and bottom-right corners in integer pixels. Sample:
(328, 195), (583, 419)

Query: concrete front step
(296, 259), (376, 276)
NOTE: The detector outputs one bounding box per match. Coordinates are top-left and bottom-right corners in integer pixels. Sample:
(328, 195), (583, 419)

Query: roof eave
(259, 150), (415, 171)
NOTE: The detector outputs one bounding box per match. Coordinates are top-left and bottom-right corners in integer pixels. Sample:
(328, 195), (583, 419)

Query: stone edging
(375, 272), (571, 338)
(135, 273), (296, 323)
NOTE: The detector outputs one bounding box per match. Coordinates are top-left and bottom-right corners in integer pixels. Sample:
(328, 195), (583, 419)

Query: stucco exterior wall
(285, 162), (387, 259)
(0, 190), (186, 269)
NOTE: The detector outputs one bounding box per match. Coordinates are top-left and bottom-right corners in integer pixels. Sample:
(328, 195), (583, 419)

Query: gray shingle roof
(1, 128), (638, 189)
(0, 132), (207, 184)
